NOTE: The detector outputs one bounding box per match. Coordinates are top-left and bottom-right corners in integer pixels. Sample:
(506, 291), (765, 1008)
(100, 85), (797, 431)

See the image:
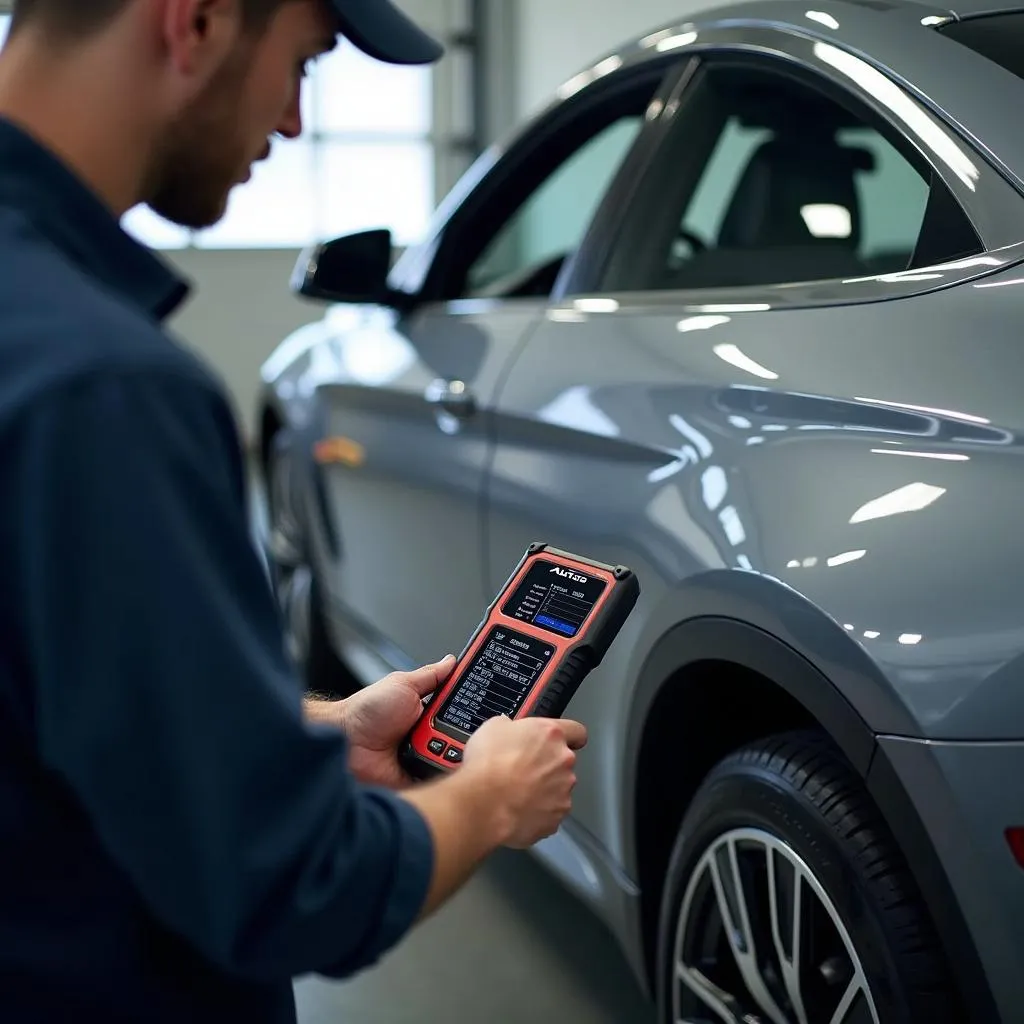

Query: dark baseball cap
(330, 0), (444, 65)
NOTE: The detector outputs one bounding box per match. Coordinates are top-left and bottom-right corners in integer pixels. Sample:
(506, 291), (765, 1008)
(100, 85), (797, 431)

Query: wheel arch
(622, 615), (998, 1021)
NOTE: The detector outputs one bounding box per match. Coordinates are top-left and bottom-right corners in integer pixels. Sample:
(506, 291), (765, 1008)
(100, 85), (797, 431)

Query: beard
(142, 44), (258, 230)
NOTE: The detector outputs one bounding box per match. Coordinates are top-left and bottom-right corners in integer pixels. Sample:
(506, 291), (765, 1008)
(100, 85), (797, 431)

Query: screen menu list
(437, 627), (553, 736)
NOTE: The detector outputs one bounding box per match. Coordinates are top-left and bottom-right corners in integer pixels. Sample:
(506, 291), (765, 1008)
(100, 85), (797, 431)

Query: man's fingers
(407, 654), (456, 697)
(556, 719), (588, 751)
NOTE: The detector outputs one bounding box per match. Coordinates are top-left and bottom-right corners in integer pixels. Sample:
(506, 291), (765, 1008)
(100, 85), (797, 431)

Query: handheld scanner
(401, 542), (640, 778)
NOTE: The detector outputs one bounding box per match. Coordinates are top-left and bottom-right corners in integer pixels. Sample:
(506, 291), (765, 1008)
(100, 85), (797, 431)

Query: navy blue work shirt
(0, 118), (433, 1022)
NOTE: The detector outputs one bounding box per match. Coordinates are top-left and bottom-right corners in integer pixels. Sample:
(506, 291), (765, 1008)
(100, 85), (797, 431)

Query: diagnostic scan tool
(401, 543), (640, 778)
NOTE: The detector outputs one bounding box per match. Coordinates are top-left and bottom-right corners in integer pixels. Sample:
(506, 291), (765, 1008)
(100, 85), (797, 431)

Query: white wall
(164, 249), (321, 446)
(514, 0), (697, 119)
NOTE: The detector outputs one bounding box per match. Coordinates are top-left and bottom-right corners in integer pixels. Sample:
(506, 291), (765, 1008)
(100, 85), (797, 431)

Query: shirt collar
(0, 118), (190, 321)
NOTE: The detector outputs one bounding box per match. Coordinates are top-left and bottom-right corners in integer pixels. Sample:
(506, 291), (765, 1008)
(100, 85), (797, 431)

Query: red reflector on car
(1005, 828), (1024, 867)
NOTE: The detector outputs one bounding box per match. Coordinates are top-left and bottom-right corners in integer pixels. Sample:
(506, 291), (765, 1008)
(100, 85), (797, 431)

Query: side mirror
(291, 228), (397, 305)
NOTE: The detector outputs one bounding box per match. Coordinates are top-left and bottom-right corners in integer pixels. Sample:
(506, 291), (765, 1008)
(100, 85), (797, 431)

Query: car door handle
(425, 378), (477, 418)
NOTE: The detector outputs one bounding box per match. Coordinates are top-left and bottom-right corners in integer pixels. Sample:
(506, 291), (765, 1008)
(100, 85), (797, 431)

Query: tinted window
(600, 61), (981, 294)
(430, 62), (679, 302)
(939, 14), (1024, 80)
(467, 116), (642, 297)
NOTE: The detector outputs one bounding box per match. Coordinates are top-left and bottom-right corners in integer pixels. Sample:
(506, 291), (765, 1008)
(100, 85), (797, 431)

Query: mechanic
(0, 1), (587, 1021)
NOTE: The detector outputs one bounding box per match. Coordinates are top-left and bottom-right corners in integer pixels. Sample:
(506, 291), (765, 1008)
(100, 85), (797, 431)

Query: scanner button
(427, 739), (446, 756)
(444, 747), (463, 764)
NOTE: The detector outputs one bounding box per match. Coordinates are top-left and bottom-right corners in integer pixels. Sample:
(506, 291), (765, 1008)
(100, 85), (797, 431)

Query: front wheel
(656, 731), (961, 1024)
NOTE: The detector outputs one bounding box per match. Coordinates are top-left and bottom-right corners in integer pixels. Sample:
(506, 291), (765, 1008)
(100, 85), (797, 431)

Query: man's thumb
(408, 654), (456, 697)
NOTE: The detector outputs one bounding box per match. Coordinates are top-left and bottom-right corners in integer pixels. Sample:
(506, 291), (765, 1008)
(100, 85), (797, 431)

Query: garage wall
(514, 0), (700, 120)
(163, 249), (317, 443)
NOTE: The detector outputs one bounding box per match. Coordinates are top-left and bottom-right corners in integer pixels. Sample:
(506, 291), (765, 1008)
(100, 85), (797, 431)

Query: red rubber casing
(400, 542), (640, 779)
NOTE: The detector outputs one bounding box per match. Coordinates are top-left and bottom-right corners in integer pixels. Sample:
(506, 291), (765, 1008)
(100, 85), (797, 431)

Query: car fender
(619, 569), (897, 869)
(624, 567), (916, 751)
(618, 569), (999, 1019)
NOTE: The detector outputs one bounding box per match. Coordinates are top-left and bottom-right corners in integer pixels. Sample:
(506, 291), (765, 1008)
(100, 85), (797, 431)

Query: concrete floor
(292, 849), (655, 1024)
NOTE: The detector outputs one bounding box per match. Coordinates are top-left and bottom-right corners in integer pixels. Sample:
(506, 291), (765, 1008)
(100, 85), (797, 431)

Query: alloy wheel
(672, 827), (879, 1024)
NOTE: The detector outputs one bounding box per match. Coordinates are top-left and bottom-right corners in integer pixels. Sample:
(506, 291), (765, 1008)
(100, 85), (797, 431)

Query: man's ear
(158, 0), (243, 78)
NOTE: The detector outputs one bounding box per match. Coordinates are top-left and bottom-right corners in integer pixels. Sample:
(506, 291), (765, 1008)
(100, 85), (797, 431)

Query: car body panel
(257, 2), (1024, 1016)
(491, 266), (1024, 750)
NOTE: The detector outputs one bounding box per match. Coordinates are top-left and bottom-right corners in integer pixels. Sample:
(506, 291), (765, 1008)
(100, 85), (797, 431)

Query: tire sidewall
(656, 761), (913, 1023)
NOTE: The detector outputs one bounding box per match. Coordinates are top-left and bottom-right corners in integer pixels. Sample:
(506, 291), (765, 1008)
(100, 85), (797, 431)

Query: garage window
(598, 59), (983, 294)
(128, 40), (435, 250)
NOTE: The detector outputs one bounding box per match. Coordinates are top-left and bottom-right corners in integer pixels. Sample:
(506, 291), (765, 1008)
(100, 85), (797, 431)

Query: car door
(484, 35), (1015, 856)
(314, 54), (685, 671)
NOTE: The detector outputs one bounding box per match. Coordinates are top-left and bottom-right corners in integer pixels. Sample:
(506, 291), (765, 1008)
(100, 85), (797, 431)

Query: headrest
(718, 136), (872, 250)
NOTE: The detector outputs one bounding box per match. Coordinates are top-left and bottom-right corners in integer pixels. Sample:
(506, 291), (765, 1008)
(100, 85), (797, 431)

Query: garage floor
(292, 848), (655, 1024)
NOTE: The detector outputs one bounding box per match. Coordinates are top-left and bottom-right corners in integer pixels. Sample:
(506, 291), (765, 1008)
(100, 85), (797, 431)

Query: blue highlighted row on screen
(535, 614), (578, 636)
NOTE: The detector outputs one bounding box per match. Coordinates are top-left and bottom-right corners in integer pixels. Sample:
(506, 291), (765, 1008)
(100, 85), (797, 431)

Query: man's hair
(9, 0), (293, 42)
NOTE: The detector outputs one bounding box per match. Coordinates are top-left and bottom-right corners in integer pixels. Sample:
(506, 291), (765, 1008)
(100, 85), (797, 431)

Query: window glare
(193, 139), (318, 250)
(312, 40), (432, 136)
(321, 142), (434, 246)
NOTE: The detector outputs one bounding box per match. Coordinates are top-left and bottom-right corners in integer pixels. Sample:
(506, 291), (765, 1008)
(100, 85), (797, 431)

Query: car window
(422, 60), (681, 303)
(599, 60), (981, 294)
(466, 116), (643, 299)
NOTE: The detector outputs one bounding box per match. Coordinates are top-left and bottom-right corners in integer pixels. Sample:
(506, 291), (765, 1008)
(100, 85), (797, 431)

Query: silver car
(256, 2), (1024, 1020)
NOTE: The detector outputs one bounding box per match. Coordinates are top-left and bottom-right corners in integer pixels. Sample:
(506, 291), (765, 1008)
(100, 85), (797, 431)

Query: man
(0, 2), (587, 1022)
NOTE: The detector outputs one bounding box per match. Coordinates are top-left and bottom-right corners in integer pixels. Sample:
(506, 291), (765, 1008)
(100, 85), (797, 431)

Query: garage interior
(3, 0), (1019, 1020)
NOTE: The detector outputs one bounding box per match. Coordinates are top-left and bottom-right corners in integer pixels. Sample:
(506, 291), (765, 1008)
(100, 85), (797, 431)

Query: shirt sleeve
(11, 363), (434, 982)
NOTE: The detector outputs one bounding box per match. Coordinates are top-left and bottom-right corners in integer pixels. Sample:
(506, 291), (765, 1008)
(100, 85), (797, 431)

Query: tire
(264, 436), (358, 700)
(656, 730), (961, 1024)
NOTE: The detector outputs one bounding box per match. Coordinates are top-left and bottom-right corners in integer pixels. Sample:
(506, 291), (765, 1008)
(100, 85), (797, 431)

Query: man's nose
(276, 89), (303, 140)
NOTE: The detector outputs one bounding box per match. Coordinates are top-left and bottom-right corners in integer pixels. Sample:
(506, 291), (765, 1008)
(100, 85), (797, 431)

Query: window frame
(556, 25), (1024, 308)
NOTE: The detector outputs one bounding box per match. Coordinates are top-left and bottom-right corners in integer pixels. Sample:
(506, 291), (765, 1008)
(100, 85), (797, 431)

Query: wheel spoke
(708, 839), (789, 1024)
(829, 974), (868, 1024)
(676, 963), (743, 1024)
(674, 827), (882, 1024)
(767, 849), (808, 1024)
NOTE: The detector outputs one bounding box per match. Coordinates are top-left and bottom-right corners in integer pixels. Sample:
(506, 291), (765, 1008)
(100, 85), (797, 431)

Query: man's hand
(305, 655), (456, 789)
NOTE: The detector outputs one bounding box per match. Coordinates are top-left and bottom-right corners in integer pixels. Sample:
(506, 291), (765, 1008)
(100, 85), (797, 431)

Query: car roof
(598, 0), (1024, 65)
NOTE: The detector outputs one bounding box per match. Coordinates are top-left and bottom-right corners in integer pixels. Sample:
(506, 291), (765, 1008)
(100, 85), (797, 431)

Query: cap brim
(331, 0), (444, 65)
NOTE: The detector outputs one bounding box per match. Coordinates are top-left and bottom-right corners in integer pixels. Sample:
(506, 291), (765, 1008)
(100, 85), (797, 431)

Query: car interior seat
(664, 132), (875, 289)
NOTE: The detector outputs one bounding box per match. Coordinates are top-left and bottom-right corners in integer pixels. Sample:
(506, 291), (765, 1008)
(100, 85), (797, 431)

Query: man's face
(145, 0), (336, 229)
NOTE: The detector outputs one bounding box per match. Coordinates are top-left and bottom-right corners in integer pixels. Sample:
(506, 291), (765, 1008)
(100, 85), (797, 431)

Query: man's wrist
(452, 763), (515, 848)
(303, 693), (347, 730)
